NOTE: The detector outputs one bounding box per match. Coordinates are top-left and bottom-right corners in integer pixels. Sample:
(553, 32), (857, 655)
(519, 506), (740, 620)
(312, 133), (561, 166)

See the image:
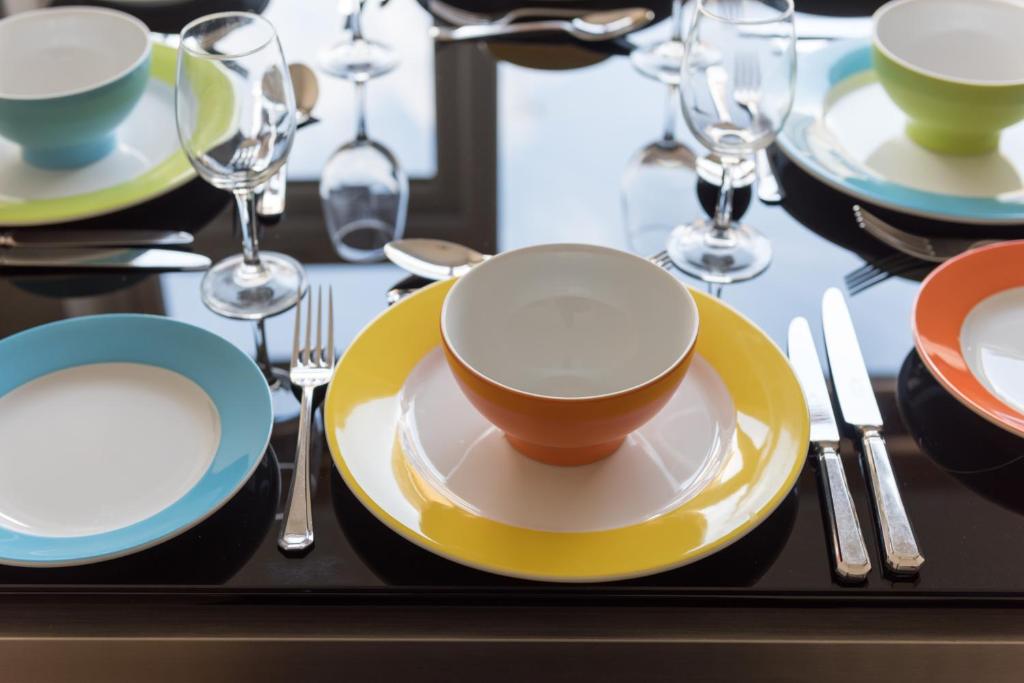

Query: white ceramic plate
(398, 349), (735, 533)
(0, 79), (179, 204)
(779, 40), (1024, 224)
(0, 42), (230, 227)
(960, 287), (1024, 415)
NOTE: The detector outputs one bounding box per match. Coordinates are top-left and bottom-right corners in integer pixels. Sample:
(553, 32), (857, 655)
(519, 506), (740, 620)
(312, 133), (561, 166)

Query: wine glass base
(318, 38), (398, 82)
(630, 40), (685, 84)
(201, 252), (308, 320)
(667, 219), (772, 284)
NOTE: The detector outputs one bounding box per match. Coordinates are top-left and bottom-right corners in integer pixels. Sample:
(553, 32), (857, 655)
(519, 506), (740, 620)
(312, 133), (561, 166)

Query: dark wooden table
(3, 1), (1024, 680)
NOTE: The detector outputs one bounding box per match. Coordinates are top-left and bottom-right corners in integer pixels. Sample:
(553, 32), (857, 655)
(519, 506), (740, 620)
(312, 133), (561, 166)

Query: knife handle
(817, 446), (871, 583)
(860, 430), (925, 575)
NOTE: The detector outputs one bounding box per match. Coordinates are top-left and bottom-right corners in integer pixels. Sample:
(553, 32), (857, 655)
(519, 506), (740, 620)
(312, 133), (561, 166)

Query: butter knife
(788, 317), (871, 583)
(0, 247), (211, 271)
(822, 287), (924, 575)
(0, 229), (193, 248)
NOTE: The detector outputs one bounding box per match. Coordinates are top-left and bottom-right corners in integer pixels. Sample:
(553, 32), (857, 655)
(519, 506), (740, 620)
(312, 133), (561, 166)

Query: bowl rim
(0, 6), (151, 102)
(440, 243), (700, 403)
(873, 0), (1024, 88)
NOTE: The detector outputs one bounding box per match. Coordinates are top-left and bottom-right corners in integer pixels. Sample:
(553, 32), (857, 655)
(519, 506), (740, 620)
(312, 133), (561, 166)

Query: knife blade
(0, 247), (211, 271)
(0, 229), (194, 248)
(788, 317), (871, 583)
(821, 287), (924, 575)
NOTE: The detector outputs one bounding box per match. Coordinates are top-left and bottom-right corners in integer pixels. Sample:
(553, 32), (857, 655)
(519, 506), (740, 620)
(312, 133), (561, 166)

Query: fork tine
(844, 264), (880, 290)
(845, 254), (919, 294)
(328, 286), (335, 369)
(315, 285), (323, 367)
(291, 289), (302, 368)
(303, 288), (313, 365)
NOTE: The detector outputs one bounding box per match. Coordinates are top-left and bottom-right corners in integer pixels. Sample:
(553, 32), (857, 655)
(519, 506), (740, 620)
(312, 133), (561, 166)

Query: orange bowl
(440, 244), (699, 466)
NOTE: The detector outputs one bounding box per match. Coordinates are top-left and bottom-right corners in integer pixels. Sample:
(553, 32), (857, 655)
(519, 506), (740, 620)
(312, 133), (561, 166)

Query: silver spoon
(257, 64), (320, 220)
(430, 8), (655, 43)
(384, 238), (489, 280)
(384, 239), (676, 281)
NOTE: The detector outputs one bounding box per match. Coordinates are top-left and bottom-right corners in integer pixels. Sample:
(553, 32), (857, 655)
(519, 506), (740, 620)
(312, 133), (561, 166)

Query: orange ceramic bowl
(440, 244), (700, 466)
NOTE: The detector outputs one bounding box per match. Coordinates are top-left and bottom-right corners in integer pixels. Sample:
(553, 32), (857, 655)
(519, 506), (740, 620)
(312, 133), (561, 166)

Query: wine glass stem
(671, 0), (685, 42)
(252, 318), (280, 388)
(662, 85), (677, 142)
(235, 190), (262, 267)
(346, 0), (366, 41)
(712, 160), (735, 238)
(355, 80), (368, 141)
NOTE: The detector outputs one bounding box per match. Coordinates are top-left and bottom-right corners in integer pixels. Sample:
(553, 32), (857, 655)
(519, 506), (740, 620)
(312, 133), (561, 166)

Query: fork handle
(430, 19), (563, 41)
(754, 148), (784, 204)
(257, 163), (287, 222)
(279, 387), (315, 553)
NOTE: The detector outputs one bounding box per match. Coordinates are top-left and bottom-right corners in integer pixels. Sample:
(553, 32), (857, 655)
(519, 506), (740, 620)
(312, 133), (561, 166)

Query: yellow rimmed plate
(325, 279), (809, 582)
(0, 42), (232, 227)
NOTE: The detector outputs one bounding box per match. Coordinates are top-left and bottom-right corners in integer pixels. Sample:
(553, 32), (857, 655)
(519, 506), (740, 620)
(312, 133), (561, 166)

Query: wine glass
(631, 0), (686, 84)
(622, 84), (697, 255)
(320, 80), (408, 262)
(319, 0), (398, 82)
(176, 11), (306, 319)
(670, 0), (795, 284)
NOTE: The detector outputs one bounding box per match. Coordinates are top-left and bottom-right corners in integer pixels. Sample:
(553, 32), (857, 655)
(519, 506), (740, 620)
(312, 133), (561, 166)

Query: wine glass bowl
(670, 0), (795, 284)
(176, 11), (307, 320)
(321, 136), (408, 263)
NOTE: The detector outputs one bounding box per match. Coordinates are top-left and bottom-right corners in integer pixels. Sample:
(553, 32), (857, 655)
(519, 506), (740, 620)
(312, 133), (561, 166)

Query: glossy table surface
(3, 0), (1024, 607)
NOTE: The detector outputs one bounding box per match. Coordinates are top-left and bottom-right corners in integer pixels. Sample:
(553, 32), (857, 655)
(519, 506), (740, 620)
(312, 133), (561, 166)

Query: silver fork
(853, 205), (999, 262)
(649, 249), (673, 271)
(733, 52), (784, 204)
(844, 252), (922, 295)
(279, 285), (334, 554)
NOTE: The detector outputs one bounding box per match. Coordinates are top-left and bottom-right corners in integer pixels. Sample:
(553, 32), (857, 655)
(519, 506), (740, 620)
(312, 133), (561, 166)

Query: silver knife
(788, 317), (872, 583)
(0, 229), (193, 248)
(822, 287), (924, 575)
(0, 247), (211, 271)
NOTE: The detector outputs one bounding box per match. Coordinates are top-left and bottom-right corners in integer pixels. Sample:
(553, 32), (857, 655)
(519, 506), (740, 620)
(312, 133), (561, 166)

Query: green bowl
(872, 0), (1024, 155)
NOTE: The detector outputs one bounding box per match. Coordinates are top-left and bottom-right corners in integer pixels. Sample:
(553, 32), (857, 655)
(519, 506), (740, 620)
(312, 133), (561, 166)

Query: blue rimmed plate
(778, 40), (1024, 225)
(0, 314), (272, 567)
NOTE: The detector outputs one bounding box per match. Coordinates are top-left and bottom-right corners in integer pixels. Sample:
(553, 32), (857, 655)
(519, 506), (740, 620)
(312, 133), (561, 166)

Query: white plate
(0, 79), (179, 204)
(0, 362), (220, 537)
(779, 40), (1024, 224)
(961, 287), (1024, 415)
(397, 348), (735, 533)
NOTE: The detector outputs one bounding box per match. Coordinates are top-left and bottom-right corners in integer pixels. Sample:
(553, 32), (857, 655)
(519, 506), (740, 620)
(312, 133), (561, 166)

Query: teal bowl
(0, 7), (151, 169)
(873, 0), (1024, 156)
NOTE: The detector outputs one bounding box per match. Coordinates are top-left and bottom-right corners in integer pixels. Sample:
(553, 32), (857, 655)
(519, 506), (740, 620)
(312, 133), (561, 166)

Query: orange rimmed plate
(324, 278), (808, 582)
(914, 240), (1024, 437)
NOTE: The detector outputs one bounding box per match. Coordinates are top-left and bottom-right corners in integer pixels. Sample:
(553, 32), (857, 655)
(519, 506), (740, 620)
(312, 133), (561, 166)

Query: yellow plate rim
(325, 279), (809, 583)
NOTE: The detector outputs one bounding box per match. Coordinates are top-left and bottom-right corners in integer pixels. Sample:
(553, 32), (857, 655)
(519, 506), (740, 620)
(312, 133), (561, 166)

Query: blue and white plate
(0, 315), (272, 567)
(778, 40), (1024, 225)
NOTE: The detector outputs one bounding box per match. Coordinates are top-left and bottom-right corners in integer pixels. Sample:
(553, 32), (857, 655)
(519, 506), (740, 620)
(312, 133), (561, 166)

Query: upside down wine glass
(670, 0), (795, 283)
(176, 12), (306, 319)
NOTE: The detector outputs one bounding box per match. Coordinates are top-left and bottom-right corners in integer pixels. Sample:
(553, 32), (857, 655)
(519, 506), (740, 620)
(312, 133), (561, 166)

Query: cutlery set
(0, 229), (211, 271)
(845, 205), (1001, 294)
(790, 289), (924, 581)
(429, 8), (655, 43)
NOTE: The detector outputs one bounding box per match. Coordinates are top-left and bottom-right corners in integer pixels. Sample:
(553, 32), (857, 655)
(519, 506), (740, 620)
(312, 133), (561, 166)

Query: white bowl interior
(0, 8), (150, 99)
(875, 0), (1024, 84)
(442, 245), (699, 399)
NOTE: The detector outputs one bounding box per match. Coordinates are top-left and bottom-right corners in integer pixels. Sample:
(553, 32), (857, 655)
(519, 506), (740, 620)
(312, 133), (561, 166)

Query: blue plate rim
(777, 39), (1024, 226)
(0, 313), (273, 567)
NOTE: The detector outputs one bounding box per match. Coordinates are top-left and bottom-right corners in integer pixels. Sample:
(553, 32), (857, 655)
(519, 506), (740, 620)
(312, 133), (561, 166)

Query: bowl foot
(906, 123), (999, 156)
(23, 134), (117, 169)
(505, 434), (625, 467)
